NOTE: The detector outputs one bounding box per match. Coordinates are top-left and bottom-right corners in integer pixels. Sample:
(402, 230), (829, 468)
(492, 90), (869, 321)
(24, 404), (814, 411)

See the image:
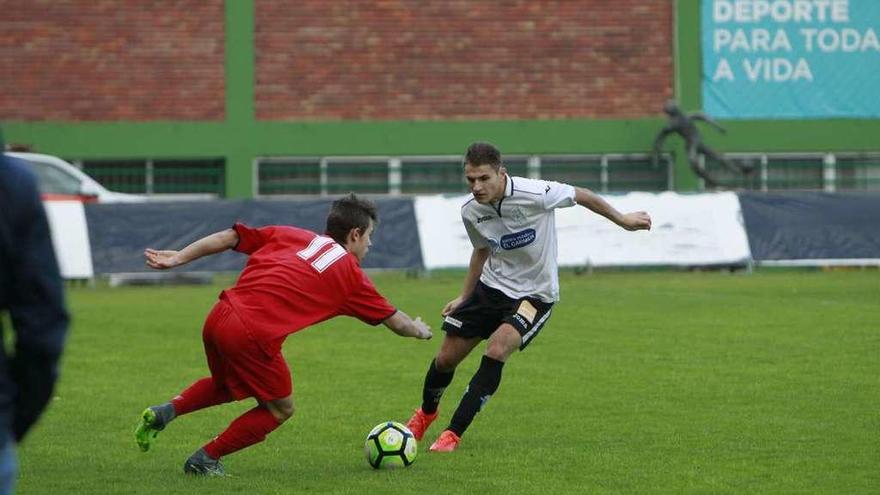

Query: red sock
(203, 406), (282, 459)
(171, 377), (233, 416)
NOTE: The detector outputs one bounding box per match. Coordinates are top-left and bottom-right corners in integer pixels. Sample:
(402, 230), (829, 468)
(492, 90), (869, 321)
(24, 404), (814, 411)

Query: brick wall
(0, 1), (673, 122)
(0, 0), (225, 121)
(256, 0), (673, 121)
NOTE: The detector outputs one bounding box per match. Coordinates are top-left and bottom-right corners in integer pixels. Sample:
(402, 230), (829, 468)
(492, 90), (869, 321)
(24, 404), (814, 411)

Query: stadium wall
(3, 1), (880, 197)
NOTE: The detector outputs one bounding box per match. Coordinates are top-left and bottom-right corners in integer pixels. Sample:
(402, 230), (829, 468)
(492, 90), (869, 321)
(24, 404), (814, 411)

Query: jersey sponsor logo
(476, 214), (495, 224)
(444, 315), (463, 328)
(500, 229), (536, 250)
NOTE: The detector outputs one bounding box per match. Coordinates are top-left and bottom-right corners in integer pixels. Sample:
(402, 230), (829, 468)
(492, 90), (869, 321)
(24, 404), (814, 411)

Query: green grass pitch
(15, 270), (879, 494)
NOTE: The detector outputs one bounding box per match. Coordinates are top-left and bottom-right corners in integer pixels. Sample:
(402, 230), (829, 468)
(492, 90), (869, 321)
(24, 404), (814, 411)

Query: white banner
(43, 201), (94, 279)
(415, 192), (752, 269)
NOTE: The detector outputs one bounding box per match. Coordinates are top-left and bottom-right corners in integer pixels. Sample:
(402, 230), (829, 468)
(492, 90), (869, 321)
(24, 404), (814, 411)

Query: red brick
(255, 0), (673, 121)
(0, 0), (225, 121)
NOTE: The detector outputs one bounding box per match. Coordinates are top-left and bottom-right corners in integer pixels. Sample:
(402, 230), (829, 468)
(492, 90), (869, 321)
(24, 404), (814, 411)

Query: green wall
(5, 0), (879, 197)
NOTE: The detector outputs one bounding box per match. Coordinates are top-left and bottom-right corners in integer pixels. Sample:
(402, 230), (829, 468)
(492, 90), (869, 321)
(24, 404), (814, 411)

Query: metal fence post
(823, 153), (836, 192)
(527, 155), (541, 180)
(389, 158), (402, 195)
(600, 155), (609, 193)
(760, 155), (769, 192)
(319, 158), (329, 196)
(145, 159), (154, 195)
(252, 158), (261, 197)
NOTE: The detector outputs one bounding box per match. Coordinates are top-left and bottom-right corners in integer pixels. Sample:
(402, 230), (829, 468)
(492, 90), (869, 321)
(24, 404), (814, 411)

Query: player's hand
(441, 296), (464, 317)
(620, 211), (652, 231)
(412, 317), (432, 340)
(144, 248), (183, 269)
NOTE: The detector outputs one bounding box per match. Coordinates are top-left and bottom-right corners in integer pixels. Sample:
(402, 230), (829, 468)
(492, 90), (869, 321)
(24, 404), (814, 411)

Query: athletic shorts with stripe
(441, 281), (553, 350)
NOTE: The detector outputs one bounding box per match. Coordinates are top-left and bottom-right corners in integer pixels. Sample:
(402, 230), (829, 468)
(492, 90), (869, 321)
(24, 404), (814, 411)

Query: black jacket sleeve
(1, 157), (70, 442)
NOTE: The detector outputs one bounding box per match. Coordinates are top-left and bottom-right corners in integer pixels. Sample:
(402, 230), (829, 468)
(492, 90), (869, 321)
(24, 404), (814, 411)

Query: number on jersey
(297, 236), (347, 273)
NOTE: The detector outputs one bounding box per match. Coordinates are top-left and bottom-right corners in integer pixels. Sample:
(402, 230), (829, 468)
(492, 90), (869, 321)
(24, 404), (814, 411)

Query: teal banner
(702, 0), (880, 119)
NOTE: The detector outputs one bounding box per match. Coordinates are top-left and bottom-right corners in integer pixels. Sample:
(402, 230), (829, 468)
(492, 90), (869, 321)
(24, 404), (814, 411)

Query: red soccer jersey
(219, 223), (397, 355)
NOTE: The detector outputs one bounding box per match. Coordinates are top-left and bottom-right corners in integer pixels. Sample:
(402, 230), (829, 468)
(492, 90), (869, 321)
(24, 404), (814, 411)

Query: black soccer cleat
(183, 448), (226, 477)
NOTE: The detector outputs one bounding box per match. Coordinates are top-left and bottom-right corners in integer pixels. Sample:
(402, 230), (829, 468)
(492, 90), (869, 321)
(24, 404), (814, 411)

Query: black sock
(421, 359), (455, 414)
(447, 355), (504, 437)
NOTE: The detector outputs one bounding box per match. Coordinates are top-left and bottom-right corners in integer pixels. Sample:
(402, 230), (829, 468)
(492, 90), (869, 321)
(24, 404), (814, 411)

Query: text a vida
(712, 27), (880, 82)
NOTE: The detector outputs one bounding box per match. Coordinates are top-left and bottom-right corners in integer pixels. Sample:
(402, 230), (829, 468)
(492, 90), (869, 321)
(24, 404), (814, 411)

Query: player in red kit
(134, 194), (432, 476)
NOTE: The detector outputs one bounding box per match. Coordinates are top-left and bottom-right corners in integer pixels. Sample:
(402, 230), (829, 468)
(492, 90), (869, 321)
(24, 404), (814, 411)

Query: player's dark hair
(325, 193), (378, 245)
(464, 142), (502, 170)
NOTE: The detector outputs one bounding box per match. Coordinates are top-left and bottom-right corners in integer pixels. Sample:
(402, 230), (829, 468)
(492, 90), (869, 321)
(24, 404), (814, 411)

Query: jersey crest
(509, 206), (527, 224)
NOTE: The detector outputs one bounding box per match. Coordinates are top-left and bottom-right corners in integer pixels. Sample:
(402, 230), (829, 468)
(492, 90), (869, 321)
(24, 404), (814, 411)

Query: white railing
(253, 153), (674, 196)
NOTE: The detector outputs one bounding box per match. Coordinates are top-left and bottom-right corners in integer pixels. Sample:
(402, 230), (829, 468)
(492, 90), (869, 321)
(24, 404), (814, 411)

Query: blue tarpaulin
(739, 192), (880, 260)
(85, 198), (423, 273)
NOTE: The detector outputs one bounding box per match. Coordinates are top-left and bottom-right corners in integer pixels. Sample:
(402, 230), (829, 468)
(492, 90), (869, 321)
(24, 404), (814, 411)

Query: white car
(5, 151), (146, 203)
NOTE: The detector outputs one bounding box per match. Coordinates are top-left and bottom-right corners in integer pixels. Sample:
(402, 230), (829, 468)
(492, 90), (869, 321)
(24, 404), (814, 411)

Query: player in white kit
(407, 142), (652, 452)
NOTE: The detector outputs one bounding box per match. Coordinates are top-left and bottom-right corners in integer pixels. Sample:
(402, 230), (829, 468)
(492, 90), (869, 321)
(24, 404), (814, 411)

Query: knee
(267, 399), (295, 423)
(278, 401), (295, 421)
(485, 328), (521, 361)
(484, 342), (515, 362)
(434, 354), (457, 373)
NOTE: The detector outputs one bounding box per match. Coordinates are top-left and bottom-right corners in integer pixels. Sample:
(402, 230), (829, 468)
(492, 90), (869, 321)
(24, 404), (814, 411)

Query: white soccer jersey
(461, 175), (577, 303)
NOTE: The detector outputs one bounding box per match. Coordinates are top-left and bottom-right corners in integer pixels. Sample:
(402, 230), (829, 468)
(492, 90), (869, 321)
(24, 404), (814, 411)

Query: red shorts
(202, 299), (292, 402)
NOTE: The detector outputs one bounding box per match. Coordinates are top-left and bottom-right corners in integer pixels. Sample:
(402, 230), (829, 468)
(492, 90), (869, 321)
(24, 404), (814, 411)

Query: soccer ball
(364, 421), (417, 469)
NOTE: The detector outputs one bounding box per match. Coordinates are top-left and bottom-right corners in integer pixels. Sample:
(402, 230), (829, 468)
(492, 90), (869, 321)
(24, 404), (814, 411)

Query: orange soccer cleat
(405, 408), (438, 441)
(429, 430), (461, 453)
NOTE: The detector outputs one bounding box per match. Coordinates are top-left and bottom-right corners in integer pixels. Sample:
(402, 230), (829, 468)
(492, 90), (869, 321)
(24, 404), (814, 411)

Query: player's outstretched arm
(574, 188), (652, 231)
(144, 228), (239, 270)
(383, 311), (433, 340)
